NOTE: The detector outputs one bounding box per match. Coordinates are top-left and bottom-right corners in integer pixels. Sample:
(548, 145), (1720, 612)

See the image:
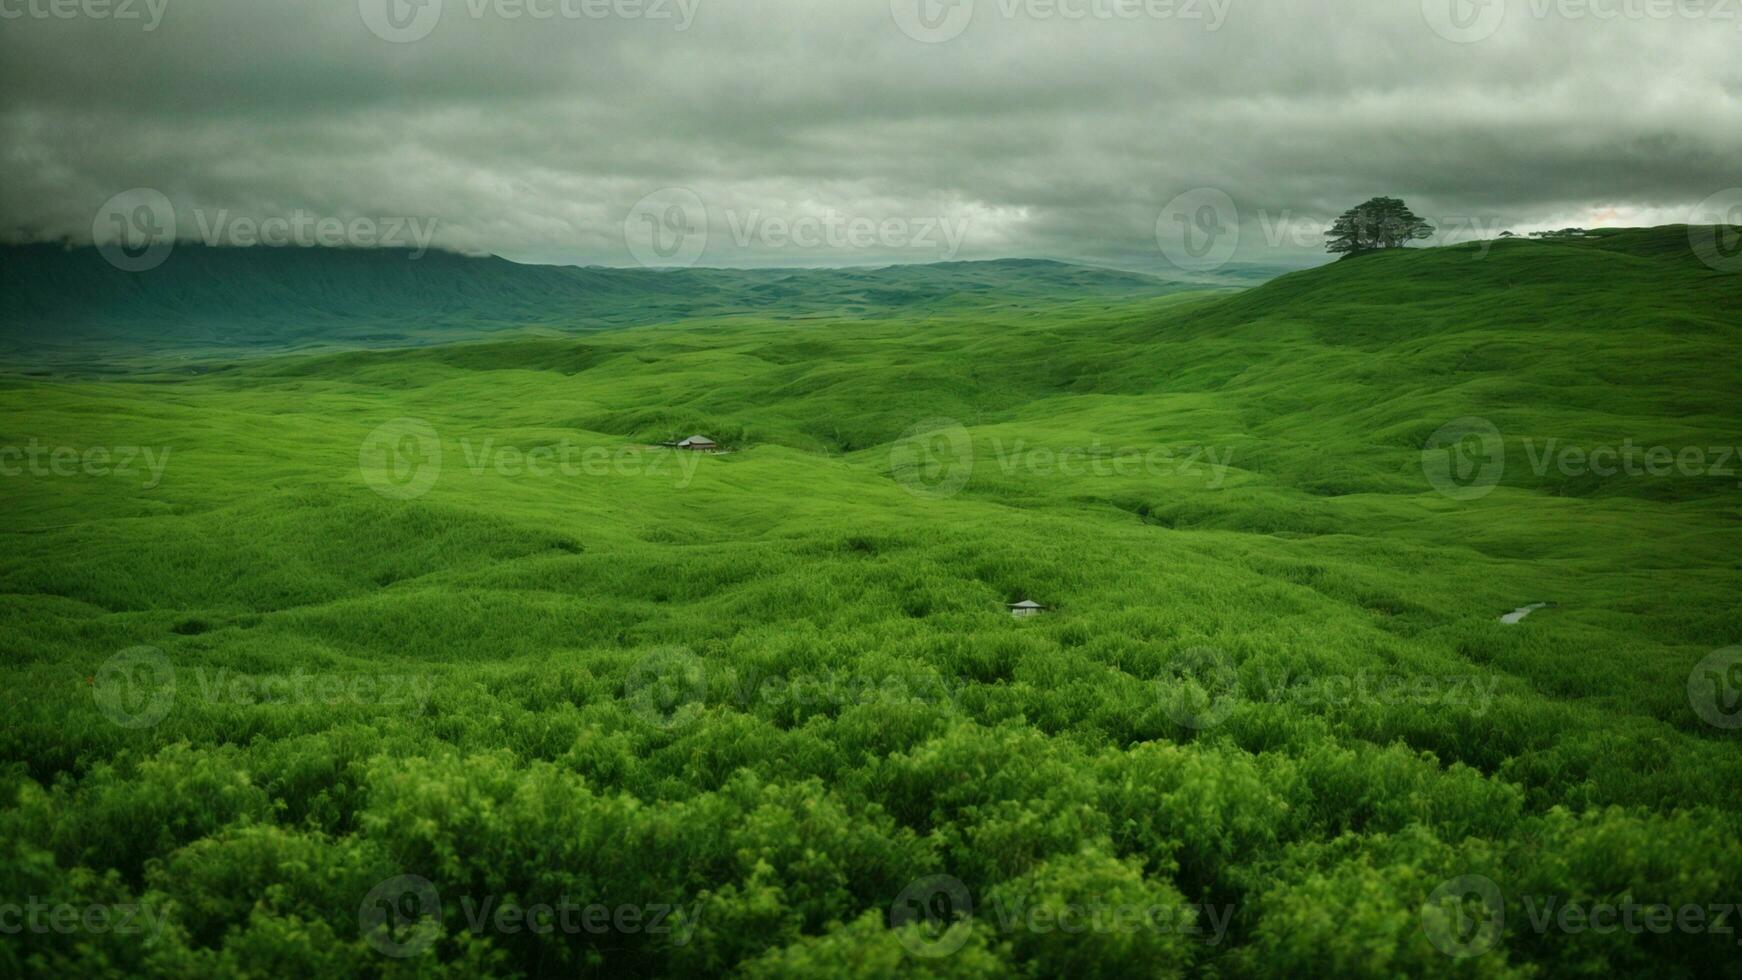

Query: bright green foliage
(1, 226), (1739, 977)
(984, 850), (1197, 978)
(741, 912), (1007, 979)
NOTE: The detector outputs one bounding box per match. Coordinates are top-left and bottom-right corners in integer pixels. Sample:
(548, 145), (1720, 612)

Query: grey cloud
(1, 0), (1737, 270)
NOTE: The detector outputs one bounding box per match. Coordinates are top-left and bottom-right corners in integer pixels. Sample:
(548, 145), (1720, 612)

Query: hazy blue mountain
(0, 244), (1214, 368)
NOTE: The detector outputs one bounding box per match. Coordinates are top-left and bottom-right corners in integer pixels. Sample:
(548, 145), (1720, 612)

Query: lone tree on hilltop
(1325, 197), (1436, 255)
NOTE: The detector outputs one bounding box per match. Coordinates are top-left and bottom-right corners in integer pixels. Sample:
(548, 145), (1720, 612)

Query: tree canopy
(1325, 197), (1436, 254)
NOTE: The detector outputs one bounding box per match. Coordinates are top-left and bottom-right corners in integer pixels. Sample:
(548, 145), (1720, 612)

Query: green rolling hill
(1, 227), (1739, 977)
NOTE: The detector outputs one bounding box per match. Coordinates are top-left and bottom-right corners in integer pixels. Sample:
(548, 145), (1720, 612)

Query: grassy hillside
(2, 228), (1739, 977)
(0, 245), (1201, 369)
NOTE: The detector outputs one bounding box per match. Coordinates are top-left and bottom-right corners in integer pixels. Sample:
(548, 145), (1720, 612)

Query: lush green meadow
(3, 228), (1740, 977)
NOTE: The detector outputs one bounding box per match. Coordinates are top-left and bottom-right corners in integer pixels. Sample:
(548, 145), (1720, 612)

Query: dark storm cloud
(1, 0), (1738, 270)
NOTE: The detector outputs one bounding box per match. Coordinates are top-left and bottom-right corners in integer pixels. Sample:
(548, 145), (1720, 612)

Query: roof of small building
(1008, 600), (1045, 609)
(677, 435), (717, 445)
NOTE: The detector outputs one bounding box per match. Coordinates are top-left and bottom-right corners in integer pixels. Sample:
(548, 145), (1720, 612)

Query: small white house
(1008, 600), (1047, 619)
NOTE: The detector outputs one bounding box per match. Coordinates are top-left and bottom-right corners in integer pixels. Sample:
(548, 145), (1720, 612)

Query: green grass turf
(1, 226), (1739, 977)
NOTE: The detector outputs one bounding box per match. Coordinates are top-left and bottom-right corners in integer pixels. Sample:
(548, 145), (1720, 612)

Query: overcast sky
(2, 0), (1738, 271)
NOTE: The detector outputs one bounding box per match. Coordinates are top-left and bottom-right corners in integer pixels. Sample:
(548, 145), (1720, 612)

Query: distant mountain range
(0, 244), (1261, 368)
